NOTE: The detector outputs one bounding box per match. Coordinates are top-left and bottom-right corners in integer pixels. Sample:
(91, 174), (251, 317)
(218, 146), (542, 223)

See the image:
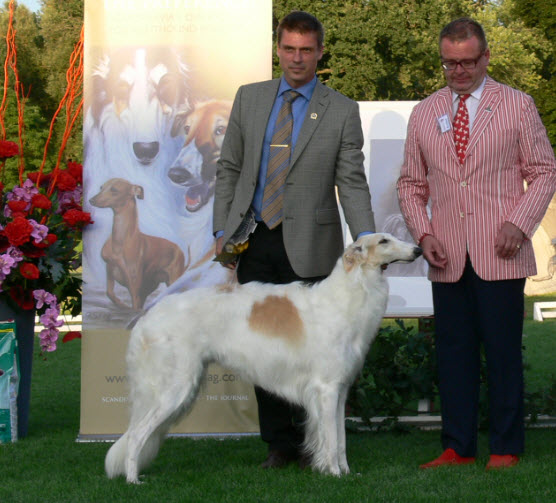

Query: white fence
(34, 315), (82, 333)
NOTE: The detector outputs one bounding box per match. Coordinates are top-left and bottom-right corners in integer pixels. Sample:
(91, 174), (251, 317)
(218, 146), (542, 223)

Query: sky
(18, 0), (41, 12)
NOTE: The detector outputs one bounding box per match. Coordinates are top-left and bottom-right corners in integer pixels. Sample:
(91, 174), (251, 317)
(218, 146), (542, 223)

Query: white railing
(533, 302), (556, 322)
(34, 315), (82, 333)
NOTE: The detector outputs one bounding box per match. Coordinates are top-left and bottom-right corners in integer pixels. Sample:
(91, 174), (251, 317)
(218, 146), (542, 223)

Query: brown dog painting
(90, 178), (188, 311)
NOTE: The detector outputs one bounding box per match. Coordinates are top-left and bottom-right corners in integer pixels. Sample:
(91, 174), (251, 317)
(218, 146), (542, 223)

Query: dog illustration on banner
(104, 234), (422, 482)
(83, 47), (230, 326)
(89, 178), (189, 311)
(169, 100), (232, 212)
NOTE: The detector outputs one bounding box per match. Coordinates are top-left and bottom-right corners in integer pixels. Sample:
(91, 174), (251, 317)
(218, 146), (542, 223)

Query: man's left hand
(494, 221), (525, 259)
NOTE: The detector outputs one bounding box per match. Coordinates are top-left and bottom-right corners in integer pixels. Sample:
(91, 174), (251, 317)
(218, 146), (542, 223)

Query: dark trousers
(432, 258), (525, 457)
(237, 223), (325, 455)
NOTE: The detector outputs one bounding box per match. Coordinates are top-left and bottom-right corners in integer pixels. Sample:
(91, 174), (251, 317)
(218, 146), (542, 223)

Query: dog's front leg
(313, 386), (342, 476)
(105, 264), (132, 310)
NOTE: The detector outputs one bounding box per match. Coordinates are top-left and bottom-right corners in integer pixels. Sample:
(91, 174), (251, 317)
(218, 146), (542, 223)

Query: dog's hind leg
(336, 384), (350, 474)
(124, 363), (206, 483)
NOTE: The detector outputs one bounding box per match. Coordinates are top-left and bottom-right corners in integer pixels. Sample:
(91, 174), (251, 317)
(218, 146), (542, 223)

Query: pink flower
(29, 219), (49, 243)
(38, 327), (59, 352)
(33, 289), (57, 309)
(40, 306), (64, 328)
(10, 179), (39, 203)
(0, 253), (16, 275)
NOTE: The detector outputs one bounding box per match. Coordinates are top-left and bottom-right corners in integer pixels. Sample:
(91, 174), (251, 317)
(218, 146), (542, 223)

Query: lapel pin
(311, 113), (318, 120)
(486, 106), (492, 112)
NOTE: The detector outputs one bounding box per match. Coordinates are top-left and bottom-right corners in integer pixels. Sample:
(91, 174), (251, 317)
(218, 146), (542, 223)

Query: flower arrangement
(0, 140), (92, 351)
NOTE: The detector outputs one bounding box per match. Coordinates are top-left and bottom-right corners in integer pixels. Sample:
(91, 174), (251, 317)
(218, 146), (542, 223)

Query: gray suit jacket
(214, 78), (375, 277)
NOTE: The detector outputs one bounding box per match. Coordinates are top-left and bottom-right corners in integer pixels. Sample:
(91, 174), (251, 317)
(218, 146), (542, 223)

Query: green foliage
(347, 319), (437, 430)
(272, 0), (556, 150)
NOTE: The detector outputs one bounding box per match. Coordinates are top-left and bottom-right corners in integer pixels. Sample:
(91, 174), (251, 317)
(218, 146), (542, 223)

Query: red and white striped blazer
(397, 77), (556, 282)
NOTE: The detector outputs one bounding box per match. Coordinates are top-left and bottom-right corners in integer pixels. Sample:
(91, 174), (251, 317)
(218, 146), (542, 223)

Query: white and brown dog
(105, 233), (421, 482)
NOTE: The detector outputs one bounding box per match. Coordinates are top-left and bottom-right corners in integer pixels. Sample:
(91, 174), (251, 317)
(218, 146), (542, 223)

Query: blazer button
(461, 181), (467, 187)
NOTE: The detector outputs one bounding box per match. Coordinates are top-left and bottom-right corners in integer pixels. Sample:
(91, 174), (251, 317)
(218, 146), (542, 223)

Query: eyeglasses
(441, 53), (484, 71)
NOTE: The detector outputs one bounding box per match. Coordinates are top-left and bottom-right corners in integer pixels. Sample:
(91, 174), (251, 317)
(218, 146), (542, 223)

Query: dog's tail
(105, 427), (164, 480)
(105, 433), (129, 479)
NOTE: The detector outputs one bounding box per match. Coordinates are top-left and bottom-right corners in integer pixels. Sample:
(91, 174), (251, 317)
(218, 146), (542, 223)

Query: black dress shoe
(260, 450), (297, 469)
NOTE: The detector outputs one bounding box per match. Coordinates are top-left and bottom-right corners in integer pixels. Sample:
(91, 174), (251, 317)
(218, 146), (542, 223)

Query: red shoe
(486, 454), (519, 470)
(419, 448), (476, 469)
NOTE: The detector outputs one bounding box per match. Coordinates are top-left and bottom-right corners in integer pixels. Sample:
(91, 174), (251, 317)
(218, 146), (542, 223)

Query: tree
(511, 0), (556, 146)
(272, 0), (550, 106)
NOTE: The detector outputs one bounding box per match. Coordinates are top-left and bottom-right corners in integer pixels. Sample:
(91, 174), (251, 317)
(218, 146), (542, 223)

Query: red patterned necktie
(261, 90), (300, 229)
(453, 94), (471, 164)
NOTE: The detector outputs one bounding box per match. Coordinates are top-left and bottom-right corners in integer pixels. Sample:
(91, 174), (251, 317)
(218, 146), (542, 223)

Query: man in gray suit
(214, 11), (375, 469)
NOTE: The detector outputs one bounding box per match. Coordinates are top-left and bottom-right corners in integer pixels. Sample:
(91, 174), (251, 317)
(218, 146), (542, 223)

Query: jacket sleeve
(213, 86), (245, 235)
(396, 105), (433, 244)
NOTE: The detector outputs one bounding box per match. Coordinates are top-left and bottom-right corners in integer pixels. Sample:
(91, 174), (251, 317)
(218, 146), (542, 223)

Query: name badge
(437, 114), (451, 133)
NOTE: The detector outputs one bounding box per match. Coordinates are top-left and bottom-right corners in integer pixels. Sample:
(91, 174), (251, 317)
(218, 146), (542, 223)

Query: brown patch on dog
(248, 295), (305, 342)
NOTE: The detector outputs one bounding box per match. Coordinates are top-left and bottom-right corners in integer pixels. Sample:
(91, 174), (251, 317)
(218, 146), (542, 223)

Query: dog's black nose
(414, 247), (423, 257)
(168, 166), (193, 185)
(133, 142), (160, 164)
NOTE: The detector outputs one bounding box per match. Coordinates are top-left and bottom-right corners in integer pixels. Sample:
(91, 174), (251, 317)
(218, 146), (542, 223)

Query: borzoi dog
(105, 233), (421, 482)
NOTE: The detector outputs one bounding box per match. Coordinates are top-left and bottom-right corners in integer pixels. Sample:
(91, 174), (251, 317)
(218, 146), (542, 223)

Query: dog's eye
(379, 238), (389, 244)
(214, 125), (226, 136)
(354, 246), (362, 252)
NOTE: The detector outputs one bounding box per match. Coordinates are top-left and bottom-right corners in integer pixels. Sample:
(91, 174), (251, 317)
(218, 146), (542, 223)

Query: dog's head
(88, 48), (190, 166)
(89, 178), (144, 210)
(342, 233), (422, 273)
(168, 100), (232, 212)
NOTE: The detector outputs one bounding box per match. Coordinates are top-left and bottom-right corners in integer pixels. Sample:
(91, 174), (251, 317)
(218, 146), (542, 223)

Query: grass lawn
(0, 293), (555, 502)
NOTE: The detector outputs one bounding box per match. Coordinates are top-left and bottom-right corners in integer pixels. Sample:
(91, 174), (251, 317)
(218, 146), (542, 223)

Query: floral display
(0, 142), (92, 351)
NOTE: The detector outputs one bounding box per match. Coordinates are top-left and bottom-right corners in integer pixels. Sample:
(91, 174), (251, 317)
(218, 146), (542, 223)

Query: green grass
(0, 294), (555, 503)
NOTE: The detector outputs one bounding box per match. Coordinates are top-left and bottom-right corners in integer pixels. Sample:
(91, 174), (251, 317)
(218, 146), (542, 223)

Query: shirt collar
(278, 75), (317, 101)
(451, 76), (487, 103)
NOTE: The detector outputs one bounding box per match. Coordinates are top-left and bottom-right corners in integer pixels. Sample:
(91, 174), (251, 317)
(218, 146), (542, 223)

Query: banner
(80, 0), (271, 439)
(357, 101), (433, 317)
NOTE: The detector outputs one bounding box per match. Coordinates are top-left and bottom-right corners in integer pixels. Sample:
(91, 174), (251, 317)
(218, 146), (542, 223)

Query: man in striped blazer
(397, 18), (556, 470)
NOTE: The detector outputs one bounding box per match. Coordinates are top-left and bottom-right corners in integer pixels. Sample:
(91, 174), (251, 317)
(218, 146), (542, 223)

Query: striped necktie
(453, 94), (471, 164)
(261, 90), (300, 229)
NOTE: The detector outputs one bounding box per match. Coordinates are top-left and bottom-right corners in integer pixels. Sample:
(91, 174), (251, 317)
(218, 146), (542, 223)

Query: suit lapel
(432, 87), (459, 165)
(251, 80), (279, 175)
(289, 80), (329, 171)
(466, 77), (501, 158)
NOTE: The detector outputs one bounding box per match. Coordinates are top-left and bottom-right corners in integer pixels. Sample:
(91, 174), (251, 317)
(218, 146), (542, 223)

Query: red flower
(67, 162), (83, 183)
(9, 286), (34, 310)
(20, 262), (40, 280)
(63, 331), (82, 343)
(34, 233), (57, 249)
(3, 216), (33, 246)
(0, 140), (19, 159)
(7, 200), (28, 217)
(26, 171), (51, 187)
(31, 193), (52, 210)
(62, 209), (93, 228)
(56, 171), (77, 192)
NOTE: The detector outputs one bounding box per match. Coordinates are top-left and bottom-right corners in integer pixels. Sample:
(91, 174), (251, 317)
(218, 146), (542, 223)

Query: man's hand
(215, 236), (238, 270)
(495, 221), (525, 259)
(421, 235), (448, 269)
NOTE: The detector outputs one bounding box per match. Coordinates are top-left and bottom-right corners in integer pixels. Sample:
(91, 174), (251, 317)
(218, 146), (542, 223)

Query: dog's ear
(342, 243), (364, 273)
(170, 110), (190, 138)
(133, 185), (145, 200)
